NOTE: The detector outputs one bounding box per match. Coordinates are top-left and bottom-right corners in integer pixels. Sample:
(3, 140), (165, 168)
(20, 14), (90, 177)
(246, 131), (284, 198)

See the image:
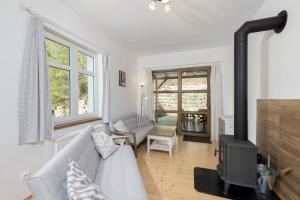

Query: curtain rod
(20, 2), (107, 54)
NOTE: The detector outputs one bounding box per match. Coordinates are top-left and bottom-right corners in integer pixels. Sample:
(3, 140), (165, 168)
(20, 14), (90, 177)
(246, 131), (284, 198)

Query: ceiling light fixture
(149, 1), (156, 10)
(149, 0), (171, 12)
(164, 3), (171, 12)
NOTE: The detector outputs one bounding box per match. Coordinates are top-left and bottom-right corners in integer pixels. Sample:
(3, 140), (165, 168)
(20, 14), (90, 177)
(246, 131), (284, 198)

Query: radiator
(54, 131), (79, 153)
(54, 124), (106, 153)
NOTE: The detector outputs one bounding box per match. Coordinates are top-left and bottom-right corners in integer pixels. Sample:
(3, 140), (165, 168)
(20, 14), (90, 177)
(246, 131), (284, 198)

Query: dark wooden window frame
(153, 66), (211, 137)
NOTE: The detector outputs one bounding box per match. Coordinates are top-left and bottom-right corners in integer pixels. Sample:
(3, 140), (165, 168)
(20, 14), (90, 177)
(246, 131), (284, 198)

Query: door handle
(214, 149), (219, 157)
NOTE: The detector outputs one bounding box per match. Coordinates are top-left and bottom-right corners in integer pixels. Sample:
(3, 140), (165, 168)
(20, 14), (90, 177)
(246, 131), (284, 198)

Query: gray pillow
(92, 132), (119, 159)
(113, 120), (129, 132)
(137, 115), (152, 128)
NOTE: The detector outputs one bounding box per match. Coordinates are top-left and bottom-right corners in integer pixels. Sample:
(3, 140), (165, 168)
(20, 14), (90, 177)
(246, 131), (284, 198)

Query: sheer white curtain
(101, 54), (111, 123)
(19, 16), (53, 144)
(146, 69), (155, 120)
(210, 63), (223, 140)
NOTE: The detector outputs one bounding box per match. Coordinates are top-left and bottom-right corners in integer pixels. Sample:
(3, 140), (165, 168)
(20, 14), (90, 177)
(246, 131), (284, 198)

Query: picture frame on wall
(119, 70), (126, 87)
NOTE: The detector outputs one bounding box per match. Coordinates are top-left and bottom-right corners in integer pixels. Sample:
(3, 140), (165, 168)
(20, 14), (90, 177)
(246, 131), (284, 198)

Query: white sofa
(27, 125), (148, 200)
(110, 113), (154, 155)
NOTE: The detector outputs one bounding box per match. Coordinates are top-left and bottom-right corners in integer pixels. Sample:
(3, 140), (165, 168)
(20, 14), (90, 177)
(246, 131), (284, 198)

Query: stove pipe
(234, 10), (288, 141)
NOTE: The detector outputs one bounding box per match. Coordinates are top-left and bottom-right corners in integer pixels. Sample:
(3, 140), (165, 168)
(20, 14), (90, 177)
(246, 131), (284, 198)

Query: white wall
(138, 0), (300, 146)
(0, 0), (137, 199)
(137, 46), (234, 117)
(248, 0), (300, 144)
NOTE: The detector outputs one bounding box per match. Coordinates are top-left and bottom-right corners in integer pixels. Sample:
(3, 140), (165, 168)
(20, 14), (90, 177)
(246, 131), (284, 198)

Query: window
(45, 33), (98, 123)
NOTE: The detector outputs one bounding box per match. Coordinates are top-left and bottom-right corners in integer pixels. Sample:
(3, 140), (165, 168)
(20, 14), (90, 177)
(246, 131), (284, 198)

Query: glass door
(152, 67), (211, 137)
(179, 69), (210, 137)
(153, 71), (178, 128)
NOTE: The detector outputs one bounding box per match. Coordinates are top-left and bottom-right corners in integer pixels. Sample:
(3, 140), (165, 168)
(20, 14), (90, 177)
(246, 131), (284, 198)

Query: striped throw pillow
(66, 159), (110, 200)
(137, 116), (152, 128)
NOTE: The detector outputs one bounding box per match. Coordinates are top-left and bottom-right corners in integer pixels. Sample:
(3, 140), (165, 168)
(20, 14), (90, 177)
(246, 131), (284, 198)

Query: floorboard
(137, 135), (227, 200)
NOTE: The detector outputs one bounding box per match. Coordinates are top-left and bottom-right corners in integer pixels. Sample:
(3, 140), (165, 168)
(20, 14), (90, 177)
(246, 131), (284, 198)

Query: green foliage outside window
(49, 67), (70, 117)
(78, 52), (87, 70)
(46, 39), (69, 65)
(46, 39), (70, 117)
(78, 51), (94, 72)
(45, 39), (93, 118)
(78, 52), (94, 114)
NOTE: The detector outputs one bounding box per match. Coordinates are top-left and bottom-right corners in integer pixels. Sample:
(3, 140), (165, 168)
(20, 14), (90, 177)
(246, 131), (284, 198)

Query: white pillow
(92, 132), (119, 159)
(66, 159), (110, 200)
(113, 120), (129, 132)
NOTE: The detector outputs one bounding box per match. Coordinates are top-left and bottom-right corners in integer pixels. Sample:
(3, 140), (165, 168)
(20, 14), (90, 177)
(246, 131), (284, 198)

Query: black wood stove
(217, 135), (257, 194)
(216, 10), (288, 195)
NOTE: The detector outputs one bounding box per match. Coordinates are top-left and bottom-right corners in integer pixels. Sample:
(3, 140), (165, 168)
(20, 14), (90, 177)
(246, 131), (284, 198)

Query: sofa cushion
(94, 145), (148, 200)
(92, 132), (119, 159)
(130, 125), (154, 144)
(113, 120), (129, 132)
(137, 116), (152, 128)
(123, 116), (137, 131)
(67, 159), (109, 200)
(110, 113), (137, 133)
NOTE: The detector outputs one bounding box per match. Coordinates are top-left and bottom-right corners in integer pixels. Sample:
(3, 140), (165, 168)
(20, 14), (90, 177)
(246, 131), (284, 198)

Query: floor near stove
(194, 167), (280, 200)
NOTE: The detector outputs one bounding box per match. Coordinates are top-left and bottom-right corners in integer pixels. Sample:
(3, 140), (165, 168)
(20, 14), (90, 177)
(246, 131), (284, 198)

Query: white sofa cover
(27, 125), (148, 200)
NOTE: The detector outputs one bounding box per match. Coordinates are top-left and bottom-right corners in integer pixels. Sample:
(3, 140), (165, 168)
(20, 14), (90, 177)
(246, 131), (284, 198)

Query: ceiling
(60, 0), (265, 55)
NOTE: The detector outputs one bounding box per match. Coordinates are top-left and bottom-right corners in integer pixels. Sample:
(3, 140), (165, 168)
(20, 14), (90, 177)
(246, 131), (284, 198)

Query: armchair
(110, 113), (154, 157)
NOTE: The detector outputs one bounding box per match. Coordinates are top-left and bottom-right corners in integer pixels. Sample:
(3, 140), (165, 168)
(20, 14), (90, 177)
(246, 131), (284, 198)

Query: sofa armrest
(111, 131), (138, 156)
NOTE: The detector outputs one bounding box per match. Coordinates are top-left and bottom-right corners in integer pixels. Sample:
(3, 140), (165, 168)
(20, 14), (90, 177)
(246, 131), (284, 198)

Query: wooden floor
(137, 135), (228, 200)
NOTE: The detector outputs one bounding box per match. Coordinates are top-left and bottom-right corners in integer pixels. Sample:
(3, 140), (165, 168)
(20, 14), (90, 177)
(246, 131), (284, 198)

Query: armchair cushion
(130, 125), (154, 144)
(113, 120), (129, 132)
(136, 116), (152, 128)
(110, 113), (137, 133)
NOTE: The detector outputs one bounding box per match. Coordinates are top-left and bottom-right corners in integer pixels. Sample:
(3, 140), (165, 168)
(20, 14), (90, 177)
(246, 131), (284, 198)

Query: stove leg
(224, 182), (230, 195)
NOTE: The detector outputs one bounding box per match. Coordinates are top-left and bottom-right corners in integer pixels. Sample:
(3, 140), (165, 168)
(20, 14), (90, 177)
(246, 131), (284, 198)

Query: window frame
(45, 32), (99, 124)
